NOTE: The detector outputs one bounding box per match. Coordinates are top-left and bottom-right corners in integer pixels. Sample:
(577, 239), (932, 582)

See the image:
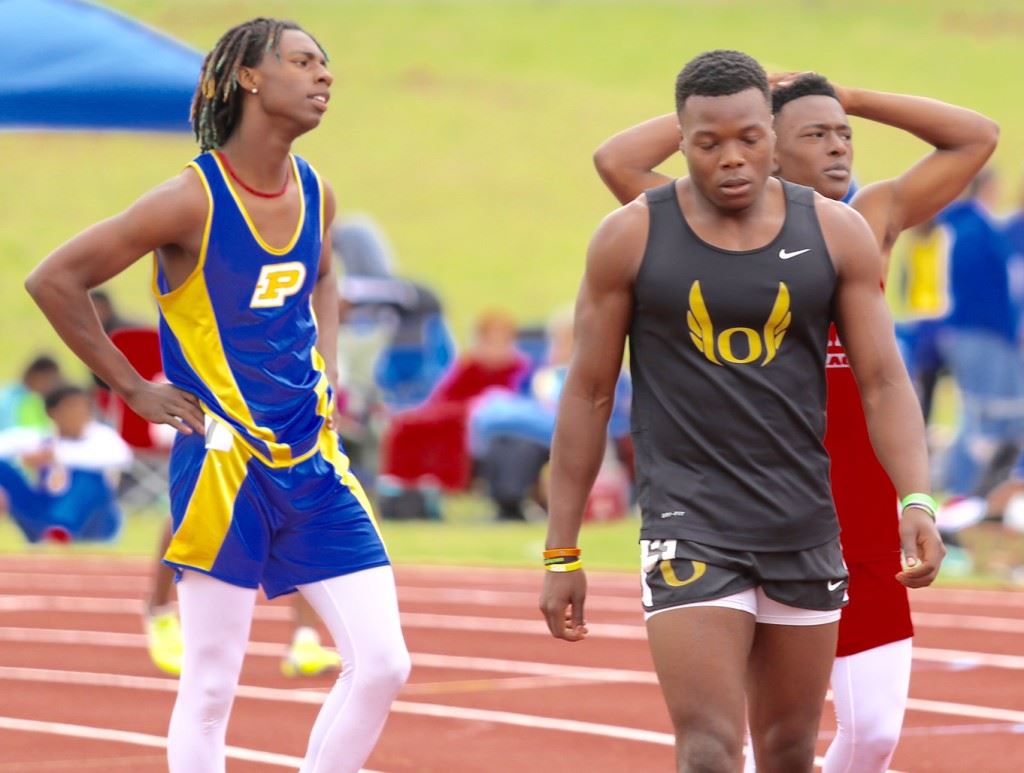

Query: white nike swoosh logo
(827, 580), (844, 591)
(779, 248), (811, 260)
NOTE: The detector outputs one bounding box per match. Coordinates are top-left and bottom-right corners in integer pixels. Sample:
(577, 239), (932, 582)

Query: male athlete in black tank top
(539, 50), (940, 773)
(633, 178), (835, 551)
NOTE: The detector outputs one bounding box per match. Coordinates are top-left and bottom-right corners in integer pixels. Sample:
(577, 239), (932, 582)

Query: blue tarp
(0, 0), (202, 132)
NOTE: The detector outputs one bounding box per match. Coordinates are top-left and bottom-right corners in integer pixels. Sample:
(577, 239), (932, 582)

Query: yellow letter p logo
(250, 262), (307, 308)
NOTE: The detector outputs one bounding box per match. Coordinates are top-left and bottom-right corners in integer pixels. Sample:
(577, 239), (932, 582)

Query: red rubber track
(1, 556), (1022, 771)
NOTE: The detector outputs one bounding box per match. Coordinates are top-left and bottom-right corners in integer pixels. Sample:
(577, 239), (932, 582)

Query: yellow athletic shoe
(281, 628), (342, 677)
(146, 611), (183, 676)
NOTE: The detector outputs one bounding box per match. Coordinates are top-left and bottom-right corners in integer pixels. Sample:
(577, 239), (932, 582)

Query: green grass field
(3, 0), (1023, 381)
(2, 1), (1023, 572)
(0, 496), (642, 570)
(1, 507), (1013, 588)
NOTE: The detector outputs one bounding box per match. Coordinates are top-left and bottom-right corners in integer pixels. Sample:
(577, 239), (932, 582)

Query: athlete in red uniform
(594, 74), (997, 771)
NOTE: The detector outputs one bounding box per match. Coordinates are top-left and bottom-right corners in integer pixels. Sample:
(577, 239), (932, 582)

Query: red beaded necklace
(215, 151), (290, 199)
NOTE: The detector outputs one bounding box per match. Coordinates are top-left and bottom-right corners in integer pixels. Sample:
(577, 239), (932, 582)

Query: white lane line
(402, 611), (645, 638)
(0, 626), (284, 658)
(0, 666), (673, 747)
(904, 698), (1024, 724)
(0, 574), (645, 613)
(401, 675), (592, 694)
(912, 611), (1024, 634)
(0, 573), (150, 593)
(3, 661), (1024, 730)
(6, 594), (1024, 648)
(912, 646), (1024, 671)
(4, 560), (1024, 609)
(0, 626), (660, 682)
(0, 715), (352, 769)
(2, 556), (1024, 600)
(0, 595), (290, 621)
(410, 651), (657, 682)
(6, 625), (1024, 679)
(4, 573), (1024, 626)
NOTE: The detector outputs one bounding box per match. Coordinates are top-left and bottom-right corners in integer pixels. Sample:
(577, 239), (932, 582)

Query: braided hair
(191, 18), (326, 152)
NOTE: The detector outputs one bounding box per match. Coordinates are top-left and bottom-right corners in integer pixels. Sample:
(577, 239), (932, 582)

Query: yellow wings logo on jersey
(687, 281), (721, 364)
(687, 280), (791, 366)
(762, 282), (791, 365)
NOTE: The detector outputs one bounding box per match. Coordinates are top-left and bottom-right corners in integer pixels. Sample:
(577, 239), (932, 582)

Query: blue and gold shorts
(163, 421), (389, 599)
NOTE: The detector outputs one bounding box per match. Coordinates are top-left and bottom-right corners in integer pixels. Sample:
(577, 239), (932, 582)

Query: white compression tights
(167, 566), (410, 773)
(822, 637), (913, 773)
(741, 637), (912, 773)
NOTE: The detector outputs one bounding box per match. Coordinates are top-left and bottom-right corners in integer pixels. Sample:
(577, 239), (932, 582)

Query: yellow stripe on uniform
(164, 441), (253, 571)
(311, 348), (332, 419)
(317, 427), (387, 548)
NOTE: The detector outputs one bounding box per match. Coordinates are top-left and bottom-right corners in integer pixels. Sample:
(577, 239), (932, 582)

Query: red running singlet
(825, 324), (913, 656)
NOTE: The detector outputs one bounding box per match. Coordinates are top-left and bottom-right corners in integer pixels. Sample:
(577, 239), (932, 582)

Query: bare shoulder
(813, 192), (882, 278)
(128, 167), (209, 237)
(586, 197), (650, 288)
(849, 179), (897, 248)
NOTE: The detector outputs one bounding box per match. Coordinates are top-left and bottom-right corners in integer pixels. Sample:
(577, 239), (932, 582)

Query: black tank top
(630, 179), (838, 551)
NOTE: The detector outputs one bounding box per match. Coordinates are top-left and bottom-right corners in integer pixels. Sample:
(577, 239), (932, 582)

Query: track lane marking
(0, 715), (381, 770)
(6, 595), (1024, 640)
(1, 662), (1023, 730)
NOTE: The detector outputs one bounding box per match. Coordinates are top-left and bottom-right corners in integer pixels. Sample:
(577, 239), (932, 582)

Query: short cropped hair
(675, 50), (769, 114)
(772, 73), (839, 115)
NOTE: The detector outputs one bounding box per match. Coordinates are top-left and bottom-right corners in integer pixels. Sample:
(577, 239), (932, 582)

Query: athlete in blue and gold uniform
(157, 150), (388, 598)
(28, 19), (409, 772)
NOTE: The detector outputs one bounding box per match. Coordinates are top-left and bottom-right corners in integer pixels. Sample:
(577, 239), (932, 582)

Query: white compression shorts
(645, 586), (842, 625)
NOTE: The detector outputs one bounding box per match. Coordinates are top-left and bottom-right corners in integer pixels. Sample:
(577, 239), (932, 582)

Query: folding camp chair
(106, 327), (171, 510)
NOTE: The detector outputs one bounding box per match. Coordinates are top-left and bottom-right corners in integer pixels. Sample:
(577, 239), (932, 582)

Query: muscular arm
(24, 172), (206, 433)
(540, 201), (645, 640)
(593, 114), (678, 205)
(312, 183), (340, 389)
(821, 198), (944, 584)
(844, 87), (999, 255)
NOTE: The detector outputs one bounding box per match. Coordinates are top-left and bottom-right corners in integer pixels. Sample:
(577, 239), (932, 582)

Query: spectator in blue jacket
(940, 169), (1024, 493)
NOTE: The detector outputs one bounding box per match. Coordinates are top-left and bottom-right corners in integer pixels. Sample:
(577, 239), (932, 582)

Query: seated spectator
(890, 218), (950, 424)
(937, 169), (1024, 494)
(0, 355), (62, 432)
(378, 310), (528, 503)
(1004, 175), (1024, 318)
(430, 309), (527, 402)
(0, 384), (131, 543)
(333, 215), (456, 486)
(470, 311), (632, 520)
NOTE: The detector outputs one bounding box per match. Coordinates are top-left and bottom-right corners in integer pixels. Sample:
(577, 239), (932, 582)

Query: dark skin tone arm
(24, 171), (208, 435)
(539, 200), (647, 642)
(818, 196), (945, 586)
(593, 114), (678, 205)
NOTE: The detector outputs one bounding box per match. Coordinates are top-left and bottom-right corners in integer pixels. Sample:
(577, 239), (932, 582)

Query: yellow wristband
(545, 560), (582, 573)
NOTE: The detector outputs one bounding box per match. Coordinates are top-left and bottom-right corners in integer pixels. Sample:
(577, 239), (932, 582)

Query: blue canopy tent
(0, 0), (202, 132)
